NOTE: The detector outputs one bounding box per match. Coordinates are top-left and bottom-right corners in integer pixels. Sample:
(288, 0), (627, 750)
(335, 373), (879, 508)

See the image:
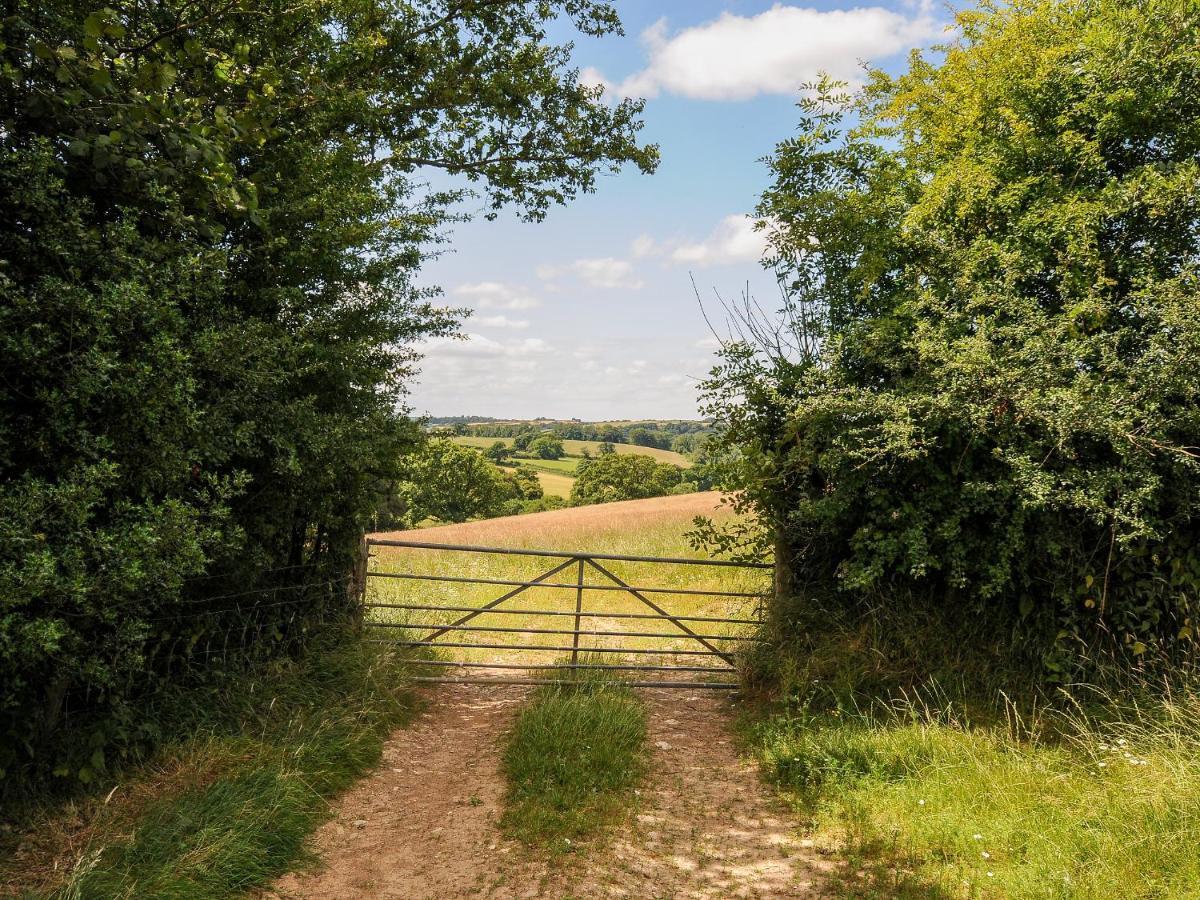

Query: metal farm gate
(360, 538), (771, 690)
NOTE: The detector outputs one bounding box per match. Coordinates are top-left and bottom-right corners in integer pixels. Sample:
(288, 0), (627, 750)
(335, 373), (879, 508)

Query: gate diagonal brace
(418, 556), (578, 643)
(584, 558), (736, 665)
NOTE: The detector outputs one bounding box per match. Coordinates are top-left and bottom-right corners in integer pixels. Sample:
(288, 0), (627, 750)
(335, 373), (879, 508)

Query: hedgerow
(702, 0), (1200, 676)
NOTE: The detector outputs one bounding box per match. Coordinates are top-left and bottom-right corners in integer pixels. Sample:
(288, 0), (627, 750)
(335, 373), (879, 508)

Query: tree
(702, 0), (1200, 672)
(570, 454), (683, 506)
(485, 441), (512, 463)
(528, 435), (565, 459)
(393, 440), (510, 524)
(504, 467), (544, 501)
(1, 0), (656, 785)
(597, 442), (617, 456)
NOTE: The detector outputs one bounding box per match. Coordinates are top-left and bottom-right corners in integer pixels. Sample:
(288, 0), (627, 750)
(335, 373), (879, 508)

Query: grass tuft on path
(3, 635), (419, 899)
(500, 663), (647, 848)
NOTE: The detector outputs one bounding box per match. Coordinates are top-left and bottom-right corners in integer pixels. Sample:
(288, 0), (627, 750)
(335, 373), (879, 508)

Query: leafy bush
(703, 0), (1200, 674)
(570, 454), (684, 505)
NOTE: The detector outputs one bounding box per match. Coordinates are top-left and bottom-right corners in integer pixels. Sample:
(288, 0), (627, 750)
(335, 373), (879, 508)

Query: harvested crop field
(371, 490), (731, 548)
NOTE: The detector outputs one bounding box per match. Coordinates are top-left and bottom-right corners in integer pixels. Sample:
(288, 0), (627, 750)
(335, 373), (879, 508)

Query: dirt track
(268, 682), (830, 899)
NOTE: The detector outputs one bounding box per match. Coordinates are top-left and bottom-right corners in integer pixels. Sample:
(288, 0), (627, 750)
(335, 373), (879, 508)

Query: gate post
(773, 525), (794, 621)
(350, 534), (369, 629)
(571, 557), (585, 665)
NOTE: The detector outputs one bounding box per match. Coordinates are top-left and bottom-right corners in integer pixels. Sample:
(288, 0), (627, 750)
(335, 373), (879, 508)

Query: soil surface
(267, 681), (831, 899)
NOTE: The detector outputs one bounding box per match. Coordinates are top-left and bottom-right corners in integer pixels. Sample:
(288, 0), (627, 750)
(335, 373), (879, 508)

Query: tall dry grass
(365, 493), (769, 669)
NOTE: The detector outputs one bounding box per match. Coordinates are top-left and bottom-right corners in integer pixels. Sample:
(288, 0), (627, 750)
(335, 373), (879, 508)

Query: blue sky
(409, 1), (944, 421)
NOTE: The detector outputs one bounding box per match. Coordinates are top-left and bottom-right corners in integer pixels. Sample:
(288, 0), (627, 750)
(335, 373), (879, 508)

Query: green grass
(3, 636), (421, 899)
(744, 606), (1200, 898)
(449, 435), (691, 468)
(500, 664), (647, 848)
(559, 439), (690, 467)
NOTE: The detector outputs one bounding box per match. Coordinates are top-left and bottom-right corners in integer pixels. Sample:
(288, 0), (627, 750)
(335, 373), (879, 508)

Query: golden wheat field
(363, 492), (768, 674)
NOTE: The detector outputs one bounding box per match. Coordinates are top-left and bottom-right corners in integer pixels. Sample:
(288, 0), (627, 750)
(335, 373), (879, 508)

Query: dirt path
(268, 682), (829, 899)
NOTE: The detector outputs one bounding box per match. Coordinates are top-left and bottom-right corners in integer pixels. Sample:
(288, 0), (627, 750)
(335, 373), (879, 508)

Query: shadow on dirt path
(268, 682), (831, 899)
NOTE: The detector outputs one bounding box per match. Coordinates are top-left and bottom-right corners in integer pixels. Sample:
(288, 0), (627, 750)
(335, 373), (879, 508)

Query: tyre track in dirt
(267, 679), (830, 899)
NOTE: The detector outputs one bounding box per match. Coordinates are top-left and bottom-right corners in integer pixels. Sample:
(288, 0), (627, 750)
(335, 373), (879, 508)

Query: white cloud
(473, 314), (529, 329)
(425, 334), (549, 358)
(635, 214), (767, 268)
(578, 66), (612, 95)
(452, 281), (540, 310)
(536, 257), (644, 290)
(599, 4), (938, 102)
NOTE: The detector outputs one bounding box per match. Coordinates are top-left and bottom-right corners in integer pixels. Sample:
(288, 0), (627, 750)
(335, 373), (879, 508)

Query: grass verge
(744, 604), (1200, 897)
(500, 664), (647, 849)
(1, 635), (420, 899)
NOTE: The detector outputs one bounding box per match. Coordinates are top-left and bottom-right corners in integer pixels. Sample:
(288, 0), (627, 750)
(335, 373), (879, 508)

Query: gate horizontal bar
(412, 660), (733, 673)
(367, 538), (772, 569)
(366, 570), (766, 598)
(368, 639), (727, 656)
(365, 621), (763, 641)
(409, 676), (740, 689)
(363, 602), (762, 626)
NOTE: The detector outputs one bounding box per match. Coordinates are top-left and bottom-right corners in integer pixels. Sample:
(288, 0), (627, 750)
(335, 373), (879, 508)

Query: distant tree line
(453, 420), (714, 454)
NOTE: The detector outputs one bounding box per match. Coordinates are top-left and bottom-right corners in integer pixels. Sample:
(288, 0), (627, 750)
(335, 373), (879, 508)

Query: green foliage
(521, 495), (567, 514)
(387, 440), (512, 525)
(379, 442), (547, 526)
(1, 0), (655, 787)
(627, 427), (671, 450)
(506, 467), (544, 502)
(569, 454), (683, 505)
(703, 0), (1200, 673)
(500, 667), (646, 847)
(526, 435), (565, 459)
(484, 440), (511, 463)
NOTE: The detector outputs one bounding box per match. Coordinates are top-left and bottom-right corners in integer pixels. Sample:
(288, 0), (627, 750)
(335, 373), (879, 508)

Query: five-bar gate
(361, 538), (771, 690)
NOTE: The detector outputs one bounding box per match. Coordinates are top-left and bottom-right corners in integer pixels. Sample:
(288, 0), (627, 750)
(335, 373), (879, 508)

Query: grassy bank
(1, 637), (420, 899)
(500, 666), (647, 848)
(744, 608), (1200, 897)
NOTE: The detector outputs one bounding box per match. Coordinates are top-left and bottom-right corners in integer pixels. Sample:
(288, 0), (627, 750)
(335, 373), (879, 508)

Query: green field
(447, 435), (692, 500)
(448, 435), (691, 469)
(497, 465), (574, 498)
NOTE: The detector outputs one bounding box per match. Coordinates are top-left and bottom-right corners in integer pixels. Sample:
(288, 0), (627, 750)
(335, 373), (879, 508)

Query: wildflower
(981, 851), (991, 860)
(918, 799), (926, 806)
(1098, 762), (1107, 768)
(973, 834), (983, 841)
(987, 872), (995, 878)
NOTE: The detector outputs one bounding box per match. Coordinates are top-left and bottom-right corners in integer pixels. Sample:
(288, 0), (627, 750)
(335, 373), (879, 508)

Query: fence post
(350, 534), (369, 629)
(571, 557), (585, 665)
(773, 525), (794, 613)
